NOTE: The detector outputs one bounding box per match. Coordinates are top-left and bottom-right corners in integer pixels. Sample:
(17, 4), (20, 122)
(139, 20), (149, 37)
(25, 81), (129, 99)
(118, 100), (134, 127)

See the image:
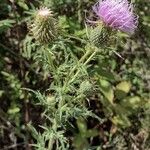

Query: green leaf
(93, 66), (116, 81)
(8, 107), (20, 114)
(115, 81), (131, 99)
(73, 134), (89, 150)
(0, 19), (15, 33)
(77, 118), (87, 134)
(0, 19), (15, 27)
(120, 96), (142, 110)
(0, 90), (4, 97)
(17, 0), (29, 10)
(85, 129), (99, 138)
(111, 114), (131, 128)
(99, 79), (114, 104)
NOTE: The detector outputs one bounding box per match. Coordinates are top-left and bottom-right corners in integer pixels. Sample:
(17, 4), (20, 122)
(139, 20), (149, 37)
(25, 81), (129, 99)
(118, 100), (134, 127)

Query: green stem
(48, 89), (64, 150)
(77, 0), (82, 24)
(44, 46), (56, 73)
(71, 48), (92, 73)
(63, 47), (92, 91)
(48, 119), (57, 150)
(65, 34), (86, 44)
(44, 46), (60, 85)
(69, 51), (97, 83)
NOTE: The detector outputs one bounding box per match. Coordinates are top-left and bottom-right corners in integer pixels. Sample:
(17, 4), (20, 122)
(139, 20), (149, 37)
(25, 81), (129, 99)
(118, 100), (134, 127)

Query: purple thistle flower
(92, 0), (138, 34)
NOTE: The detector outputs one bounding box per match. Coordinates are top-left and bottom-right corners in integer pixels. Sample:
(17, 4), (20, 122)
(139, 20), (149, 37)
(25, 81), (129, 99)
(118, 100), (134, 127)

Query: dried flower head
(31, 7), (58, 44)
(92, 0), (138, 34)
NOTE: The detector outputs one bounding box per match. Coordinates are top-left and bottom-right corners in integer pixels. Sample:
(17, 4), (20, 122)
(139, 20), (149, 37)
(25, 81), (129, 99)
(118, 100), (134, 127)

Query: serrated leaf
(115, 81), (131, 99)
(99, 79), (114, 103)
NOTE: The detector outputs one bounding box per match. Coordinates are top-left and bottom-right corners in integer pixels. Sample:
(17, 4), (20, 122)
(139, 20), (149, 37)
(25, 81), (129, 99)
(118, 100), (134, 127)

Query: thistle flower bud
(79, 80), (93, 95)
(31, 7), (58, 44)
(89, 23), (112, 48)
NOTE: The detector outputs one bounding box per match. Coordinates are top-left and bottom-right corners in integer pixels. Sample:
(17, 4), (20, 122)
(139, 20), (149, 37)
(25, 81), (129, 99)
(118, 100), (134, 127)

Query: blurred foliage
(0, 0), (150, 149)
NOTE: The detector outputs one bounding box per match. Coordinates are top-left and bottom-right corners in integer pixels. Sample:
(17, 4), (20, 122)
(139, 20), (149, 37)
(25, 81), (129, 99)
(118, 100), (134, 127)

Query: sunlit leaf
(17, 0), (29, 10)
(8, 107), (20, 114)
(99, 79), (114, 103)
(111, 115), (131, 127)
(115, 81), (131, 99)
(120, 96), (142, 110)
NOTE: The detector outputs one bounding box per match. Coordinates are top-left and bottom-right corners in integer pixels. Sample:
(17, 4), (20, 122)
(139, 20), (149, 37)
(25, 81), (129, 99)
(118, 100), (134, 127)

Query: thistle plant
(28, 1), (141, 149)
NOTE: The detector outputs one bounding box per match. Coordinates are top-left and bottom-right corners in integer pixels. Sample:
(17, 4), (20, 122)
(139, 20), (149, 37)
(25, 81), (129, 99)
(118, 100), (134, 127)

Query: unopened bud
(79, 80), (93, 95)
(89, 23), (112, 48)
(31, 7), (58, 44)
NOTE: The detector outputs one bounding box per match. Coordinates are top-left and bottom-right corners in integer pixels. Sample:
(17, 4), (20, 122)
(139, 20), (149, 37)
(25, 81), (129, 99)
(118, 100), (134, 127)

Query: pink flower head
(92, 0), (138, 34)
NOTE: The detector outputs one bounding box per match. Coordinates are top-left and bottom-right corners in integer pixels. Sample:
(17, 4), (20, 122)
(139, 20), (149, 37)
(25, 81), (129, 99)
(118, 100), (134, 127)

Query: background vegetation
(0, 0), (150, 149)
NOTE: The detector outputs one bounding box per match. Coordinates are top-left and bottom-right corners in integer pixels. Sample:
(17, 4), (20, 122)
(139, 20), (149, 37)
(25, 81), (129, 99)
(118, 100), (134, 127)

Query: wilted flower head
(92, 0), (138, 34)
